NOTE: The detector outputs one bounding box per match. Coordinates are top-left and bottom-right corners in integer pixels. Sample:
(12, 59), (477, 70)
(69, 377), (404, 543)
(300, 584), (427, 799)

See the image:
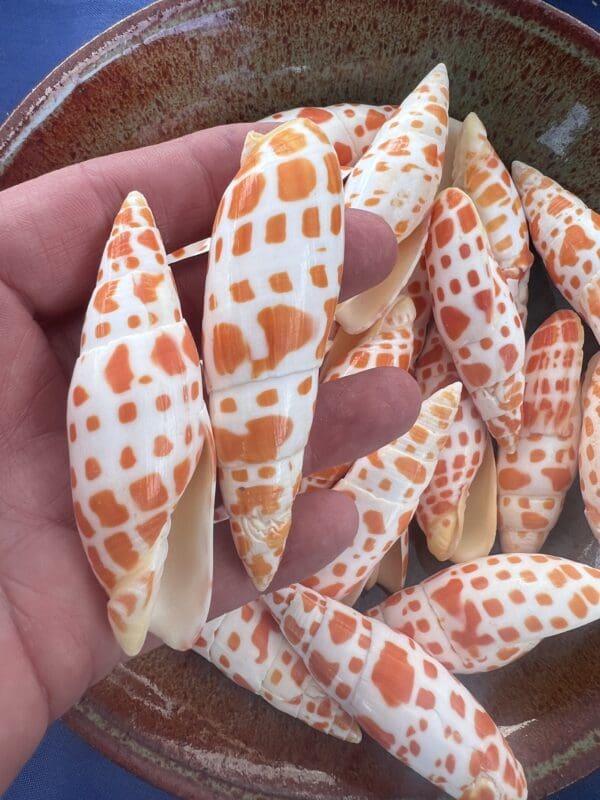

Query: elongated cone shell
(402, 254), (432, 366)
(512, 161), (600, 341)
(368, 554), (600, 675)
(336, 64), (449, 334)
(414, 325), (493, 562)
(67, 191), (215, 656)
(345, 64), (448, 241)
(427, 188), (526, 452)
(453, 113), (533, 282)
(194, 599), (361, 742)
(202, 119), (344, 591)
(579, 352), (600, 542)
(302, 384), (461, 599)
(262, 104), (398, 167)
(268, 587), (527, 800)
(498, 310), (583, 552)
(303, 295), (416, 491)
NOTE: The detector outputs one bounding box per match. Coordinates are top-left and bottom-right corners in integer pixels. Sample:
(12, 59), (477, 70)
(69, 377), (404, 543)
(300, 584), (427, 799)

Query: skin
(0, 122), (421, 790)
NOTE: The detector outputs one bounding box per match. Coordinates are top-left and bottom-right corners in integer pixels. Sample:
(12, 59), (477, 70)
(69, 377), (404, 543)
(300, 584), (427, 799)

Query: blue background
(0, 1), (599, 798)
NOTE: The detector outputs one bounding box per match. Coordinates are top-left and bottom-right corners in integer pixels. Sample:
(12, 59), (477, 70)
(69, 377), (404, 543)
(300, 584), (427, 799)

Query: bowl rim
(0, 0), (599, 174)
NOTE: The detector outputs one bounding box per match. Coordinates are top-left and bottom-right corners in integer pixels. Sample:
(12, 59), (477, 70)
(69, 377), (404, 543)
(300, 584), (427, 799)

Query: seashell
(453, 113), (534, 283)
(267, 586), (527, 800)
(427, 187), (526, 452)
(498, 310), (583, 552)
(414, 325), (496, 563)
(194, 599), (361, 742)
(202, 118), (344, 591)
(302, 384), (461, 599)
(303, 295), (416, 492)
(261, 103), (398, 167)
(579, 352), (600, 542)
(368, 554), (600, 675)
(67, 191), (216, 656)
(512, 161), (600, 342)
(336, 64), (449, 335)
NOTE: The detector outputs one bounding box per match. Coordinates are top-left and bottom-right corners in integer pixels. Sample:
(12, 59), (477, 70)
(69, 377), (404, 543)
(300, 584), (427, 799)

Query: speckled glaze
(2, 1), (599, 798)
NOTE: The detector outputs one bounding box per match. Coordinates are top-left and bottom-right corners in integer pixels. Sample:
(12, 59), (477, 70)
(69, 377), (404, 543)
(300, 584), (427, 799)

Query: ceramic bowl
(1, 1), (599, 798)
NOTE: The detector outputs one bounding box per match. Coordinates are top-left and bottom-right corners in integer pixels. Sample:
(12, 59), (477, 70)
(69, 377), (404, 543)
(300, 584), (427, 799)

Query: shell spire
(368, 554), (600, 674)
(267, 586), (527, 800)
(427, 188), (526, 452)
(194, 599), (361, 742)
(68, 191), (215, 656)
(202, 118), (345, 590)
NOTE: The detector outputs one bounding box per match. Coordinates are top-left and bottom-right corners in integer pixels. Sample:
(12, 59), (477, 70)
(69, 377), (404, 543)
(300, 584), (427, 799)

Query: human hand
(0, 122), (420, 789)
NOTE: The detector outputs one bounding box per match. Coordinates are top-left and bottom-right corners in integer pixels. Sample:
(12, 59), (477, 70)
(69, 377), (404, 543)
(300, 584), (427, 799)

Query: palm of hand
(0, 122), (419, 789)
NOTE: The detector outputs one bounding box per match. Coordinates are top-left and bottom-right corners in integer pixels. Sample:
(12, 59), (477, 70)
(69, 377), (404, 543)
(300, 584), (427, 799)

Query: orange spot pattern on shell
(252, 305), (315, 377)
(212, 323), (249, 375)
(151, 333), (186, 375)
(89, 490), (130, 528)
(228, 172), (266, 219)
(277, 158), (317, 201)
(129, 474), (169, 511)
(133, 273), (164, 305)
(214, 416), (293, 464)
(105, 343), (134, 394)
(371, 640), (414, 707)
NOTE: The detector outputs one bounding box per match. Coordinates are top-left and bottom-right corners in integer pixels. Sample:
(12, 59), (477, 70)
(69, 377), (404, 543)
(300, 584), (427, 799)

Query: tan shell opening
(150, 417), (216, 650)
(439, 115), (463, 192)
(335, 215), (429, 335)
(450, 436), (497, 563)
(375, 538), (407, 595)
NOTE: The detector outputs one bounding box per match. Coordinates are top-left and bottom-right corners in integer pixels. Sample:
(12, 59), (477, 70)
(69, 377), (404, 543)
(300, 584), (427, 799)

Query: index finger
(0, 123), (396, 317)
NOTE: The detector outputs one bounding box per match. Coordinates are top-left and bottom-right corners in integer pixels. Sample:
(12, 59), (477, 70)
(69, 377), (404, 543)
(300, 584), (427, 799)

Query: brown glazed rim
(0, 0), (599, 173)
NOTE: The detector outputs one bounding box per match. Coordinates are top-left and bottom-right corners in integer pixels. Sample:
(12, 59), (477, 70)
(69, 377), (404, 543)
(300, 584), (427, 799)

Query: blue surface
(1, 1), (599, 799)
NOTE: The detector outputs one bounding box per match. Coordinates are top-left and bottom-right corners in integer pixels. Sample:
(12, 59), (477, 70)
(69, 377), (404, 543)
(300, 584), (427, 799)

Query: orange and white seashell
(336, 64), (449, 335)
(427, 188), (526, 452)
(194, 599), (361, 742)
(368, 554), (600, 675)
(512, 161), (600, 341)
(498, 310), (583, 552)
(262, 103), (398, 168)
(453, 113), (533, 284)
(579, 352), (600, 542)
(303, 295), (416, 492)
(414, 325), (495, 563)
(301, 384), (461, 599)
(267, 586), (527, 800)
(202, 118), (344, 591)
(67, 191), (216, 656)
